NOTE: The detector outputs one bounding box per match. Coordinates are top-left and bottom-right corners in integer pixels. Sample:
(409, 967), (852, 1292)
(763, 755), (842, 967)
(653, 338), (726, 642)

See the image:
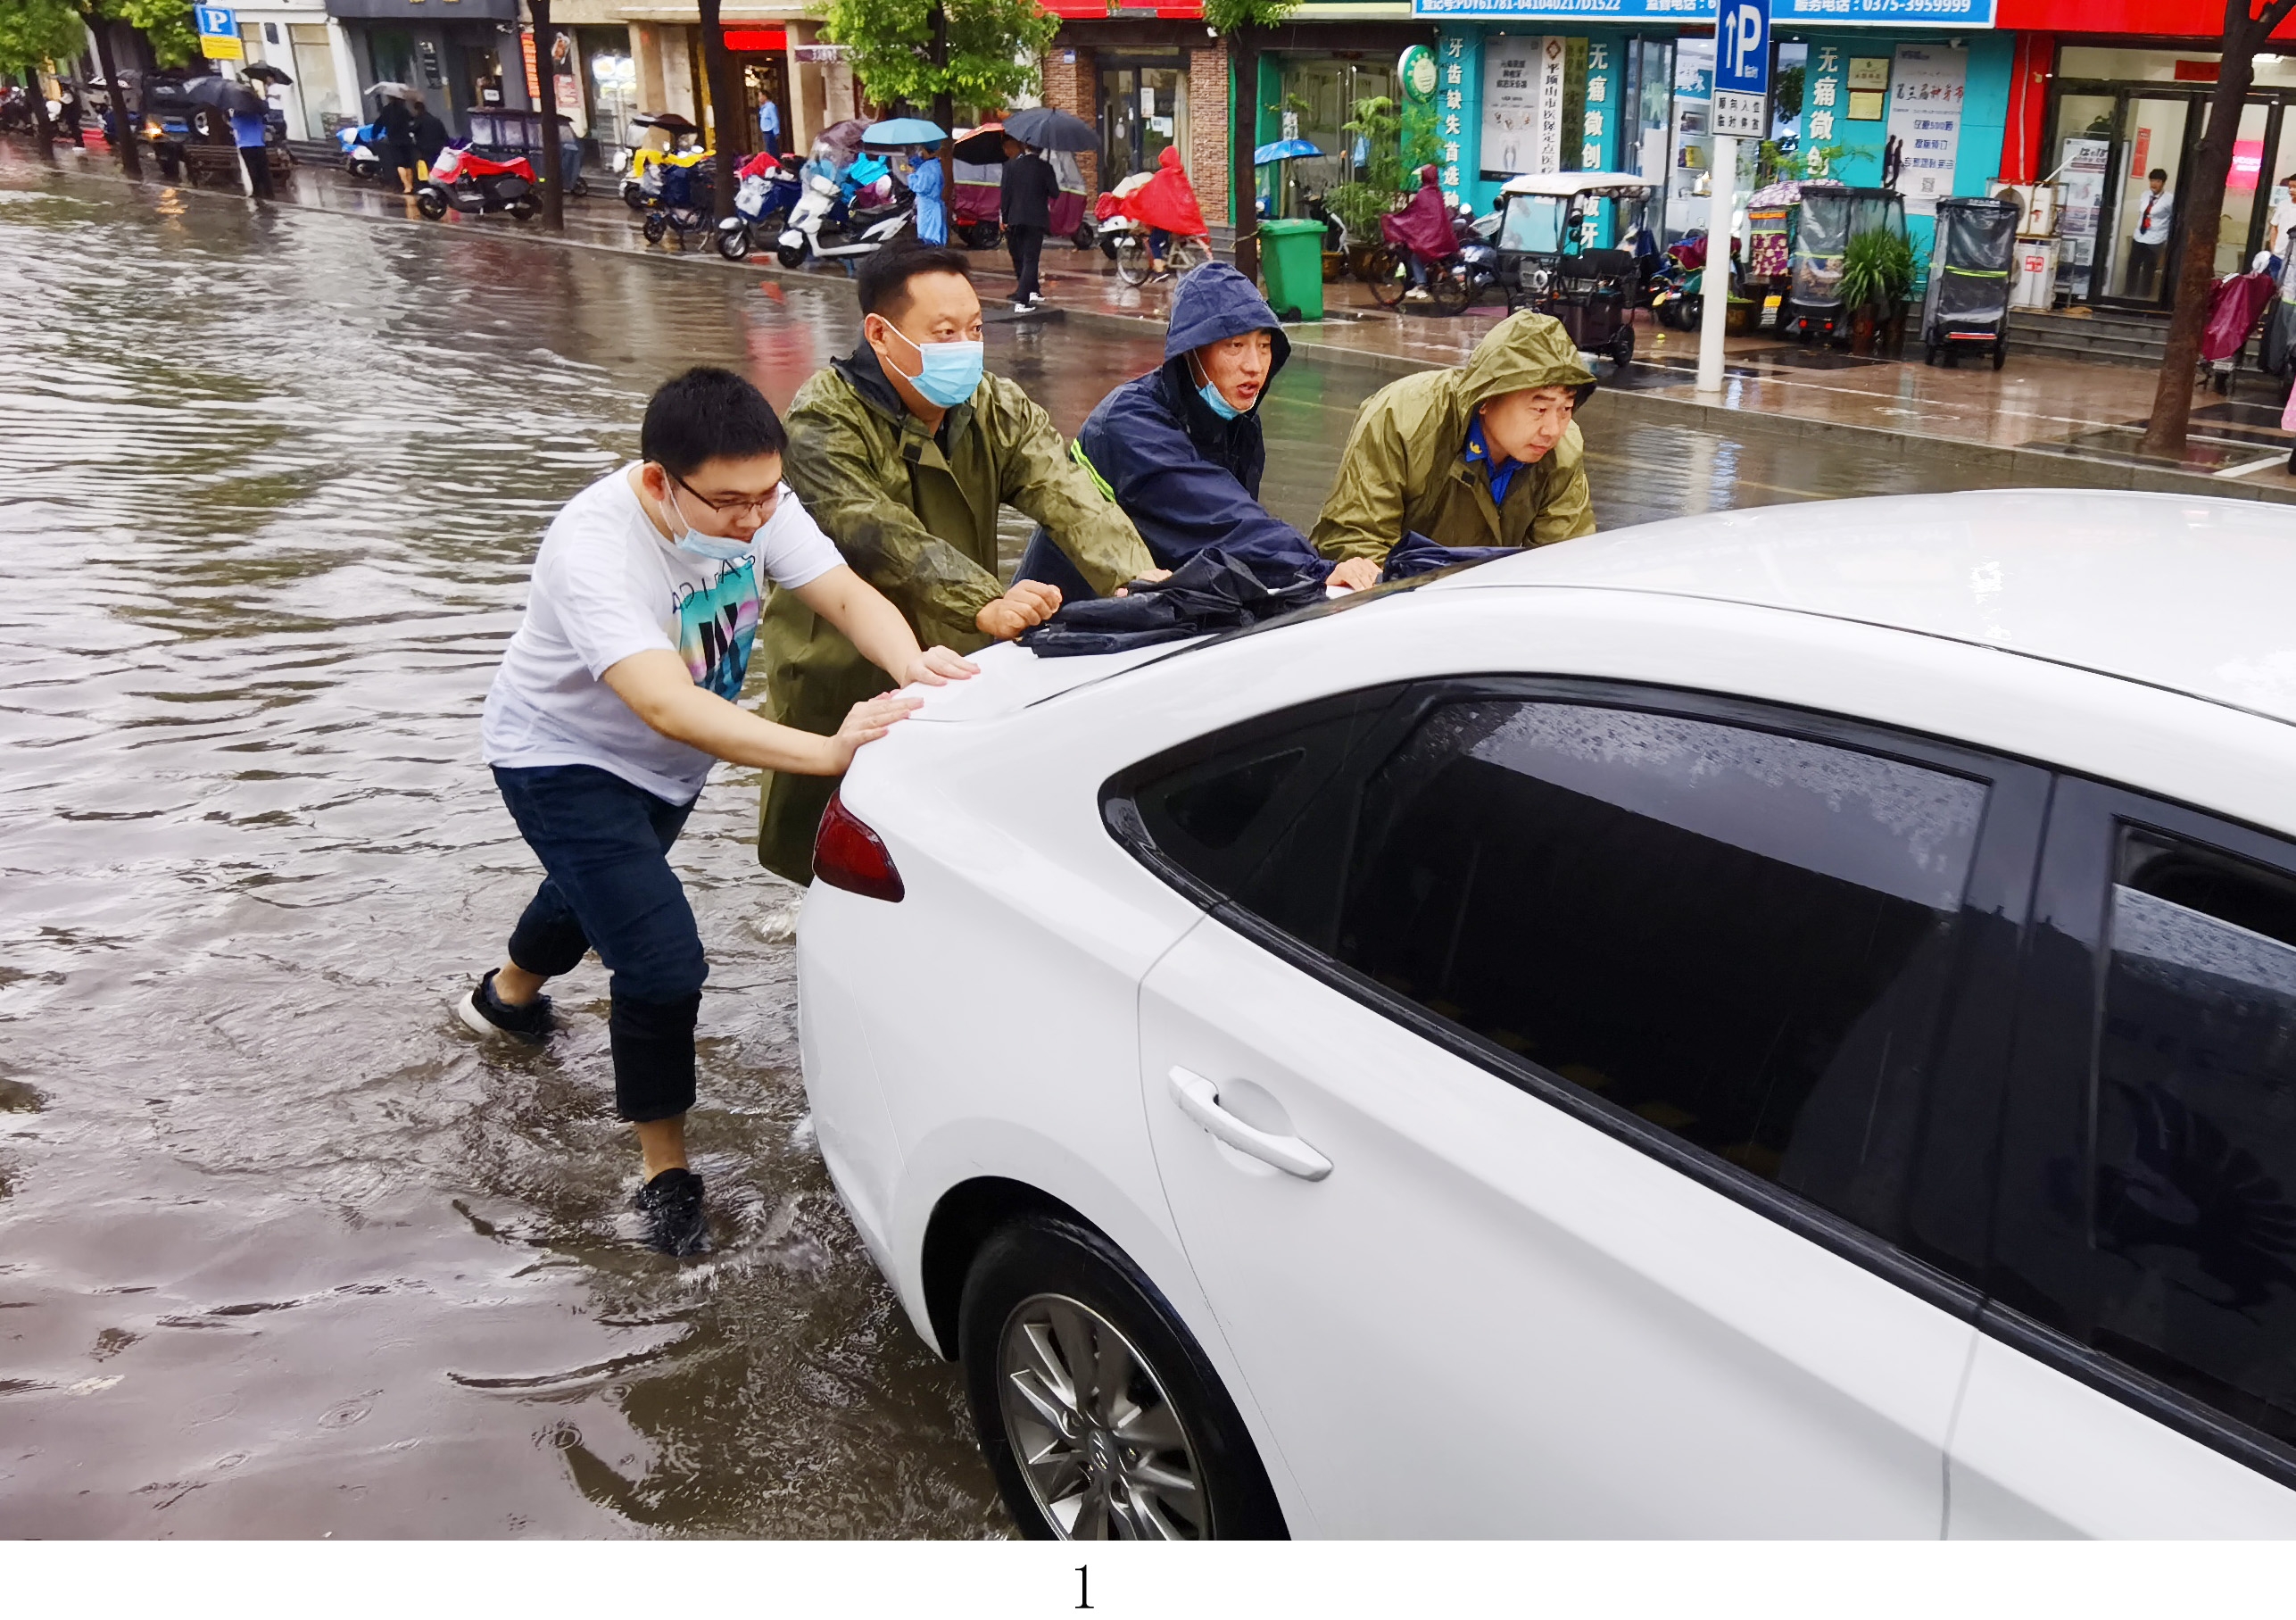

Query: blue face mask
(884, 321), (983, 408)
(1189, 353), (1252, 420)
(659, 482), (755, 563)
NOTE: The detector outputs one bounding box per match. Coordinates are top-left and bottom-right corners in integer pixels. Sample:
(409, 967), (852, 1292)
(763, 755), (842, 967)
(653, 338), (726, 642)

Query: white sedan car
(797, 490), (2296, 1540)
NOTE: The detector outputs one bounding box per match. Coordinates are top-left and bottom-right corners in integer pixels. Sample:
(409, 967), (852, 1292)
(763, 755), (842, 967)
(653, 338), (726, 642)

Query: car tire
(958, 1214), (1286, 1541)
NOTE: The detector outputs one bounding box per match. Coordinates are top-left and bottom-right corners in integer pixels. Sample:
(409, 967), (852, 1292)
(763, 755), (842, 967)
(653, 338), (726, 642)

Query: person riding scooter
(1016, 262), (1333, 600)
(1383, 163), (1460, 303)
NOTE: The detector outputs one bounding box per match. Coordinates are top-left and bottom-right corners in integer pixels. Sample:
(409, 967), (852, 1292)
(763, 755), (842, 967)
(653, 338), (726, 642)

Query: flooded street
(1, 153), (2000, 1537)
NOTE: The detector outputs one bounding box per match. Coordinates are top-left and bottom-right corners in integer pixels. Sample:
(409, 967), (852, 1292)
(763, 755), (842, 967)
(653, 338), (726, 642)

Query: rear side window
(2090, 832), (2296, 1443)
(1315, 700), (1987, 1239)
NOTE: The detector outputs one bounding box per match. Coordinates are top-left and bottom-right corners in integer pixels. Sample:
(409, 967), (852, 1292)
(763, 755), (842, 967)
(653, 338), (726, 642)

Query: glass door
(2219, 100), (2283, 273)
(1098, 62), (1186, 183)
(2105, 95), (2190, 304)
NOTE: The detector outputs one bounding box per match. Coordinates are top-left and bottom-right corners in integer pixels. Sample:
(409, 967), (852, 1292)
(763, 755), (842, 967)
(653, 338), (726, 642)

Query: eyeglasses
(668, 469), (782, 520)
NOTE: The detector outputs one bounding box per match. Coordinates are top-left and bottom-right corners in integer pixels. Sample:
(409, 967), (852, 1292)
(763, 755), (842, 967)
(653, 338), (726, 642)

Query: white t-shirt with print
(481, 463), (843, 803)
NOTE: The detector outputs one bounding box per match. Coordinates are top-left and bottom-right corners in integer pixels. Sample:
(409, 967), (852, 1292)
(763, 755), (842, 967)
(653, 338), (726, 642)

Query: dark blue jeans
(493, 763), (705, 1123)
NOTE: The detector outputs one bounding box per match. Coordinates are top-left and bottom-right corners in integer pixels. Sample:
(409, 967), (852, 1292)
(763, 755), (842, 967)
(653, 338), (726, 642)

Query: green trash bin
(1257, 218), (1327, 323)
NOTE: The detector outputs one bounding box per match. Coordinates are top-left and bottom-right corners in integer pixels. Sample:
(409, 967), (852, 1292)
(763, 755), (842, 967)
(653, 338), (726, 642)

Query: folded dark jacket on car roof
(1017, 548), (1326, 657)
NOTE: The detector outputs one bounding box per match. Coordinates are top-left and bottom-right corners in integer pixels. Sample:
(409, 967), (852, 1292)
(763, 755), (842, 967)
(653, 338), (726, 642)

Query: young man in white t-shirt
(465, 367), (974, 1255)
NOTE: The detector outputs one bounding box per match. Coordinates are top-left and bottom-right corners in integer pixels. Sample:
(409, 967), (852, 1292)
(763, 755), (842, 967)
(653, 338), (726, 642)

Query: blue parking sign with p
(195, 6), (236, 37)
(1715, 0), (1770, 97)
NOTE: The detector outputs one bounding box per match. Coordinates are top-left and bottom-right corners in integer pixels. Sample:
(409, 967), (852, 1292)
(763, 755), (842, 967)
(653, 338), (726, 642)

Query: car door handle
(1166, 1067), (1332, 1182)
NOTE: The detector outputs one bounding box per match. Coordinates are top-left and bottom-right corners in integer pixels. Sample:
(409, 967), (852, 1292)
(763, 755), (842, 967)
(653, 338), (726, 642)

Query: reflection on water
(0, 152), (1977, 1537)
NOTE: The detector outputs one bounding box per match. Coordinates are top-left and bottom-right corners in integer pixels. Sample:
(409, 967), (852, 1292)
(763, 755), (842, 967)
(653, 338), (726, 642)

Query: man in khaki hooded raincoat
(1312, 311), (1597, 585)
(757, 245), (1155, 882)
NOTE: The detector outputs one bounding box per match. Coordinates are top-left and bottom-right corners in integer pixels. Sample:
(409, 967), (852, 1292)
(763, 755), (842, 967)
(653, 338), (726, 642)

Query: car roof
(1439, 490), (2296, 727)
(1498, 171), (1655, 198)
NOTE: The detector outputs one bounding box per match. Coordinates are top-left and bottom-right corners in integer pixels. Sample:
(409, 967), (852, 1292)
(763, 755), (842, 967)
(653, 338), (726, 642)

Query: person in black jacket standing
(999, 137), (1057, 312)
(410, 96), (448, 179)
(372, 92), (417, 193)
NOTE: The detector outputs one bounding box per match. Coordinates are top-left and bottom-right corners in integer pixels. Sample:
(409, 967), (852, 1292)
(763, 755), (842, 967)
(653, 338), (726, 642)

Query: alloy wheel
(997, 1292), (1207, 1540)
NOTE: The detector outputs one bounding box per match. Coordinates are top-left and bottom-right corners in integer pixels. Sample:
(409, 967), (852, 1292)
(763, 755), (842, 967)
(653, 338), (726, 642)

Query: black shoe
(455, 968), (553, 1044)
(635, 1167), (709, 1256)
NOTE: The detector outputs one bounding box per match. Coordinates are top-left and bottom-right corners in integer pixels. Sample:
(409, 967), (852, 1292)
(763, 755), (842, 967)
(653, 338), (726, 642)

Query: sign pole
(1696, 134), (1735, 395)
(1697, 0), (1770, 396)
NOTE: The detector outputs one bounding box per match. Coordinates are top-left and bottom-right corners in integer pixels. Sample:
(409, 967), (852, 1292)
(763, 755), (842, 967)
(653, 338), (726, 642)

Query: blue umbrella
(862, 116), (946, 146)
(1254, 137), (1323, 164)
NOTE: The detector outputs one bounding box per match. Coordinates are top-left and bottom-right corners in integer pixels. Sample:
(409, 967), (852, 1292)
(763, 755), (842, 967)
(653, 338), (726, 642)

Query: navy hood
(1164, 262), (1291, 377)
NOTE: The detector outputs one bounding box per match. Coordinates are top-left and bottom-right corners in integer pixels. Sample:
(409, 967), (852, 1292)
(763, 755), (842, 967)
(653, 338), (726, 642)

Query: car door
(1119, 678), (2046, 1537)
(1951, 777), (2296, 1536)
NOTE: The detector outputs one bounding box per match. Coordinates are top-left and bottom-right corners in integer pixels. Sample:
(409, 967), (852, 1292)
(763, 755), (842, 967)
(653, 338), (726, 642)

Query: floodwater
(0, 151), (1990, 1537)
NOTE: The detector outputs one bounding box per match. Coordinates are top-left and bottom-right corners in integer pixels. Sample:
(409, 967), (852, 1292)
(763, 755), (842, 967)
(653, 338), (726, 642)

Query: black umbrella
(1001, 106), (1094, 153)
(243, 62), (293, 87)
(181, 75), (266, 118)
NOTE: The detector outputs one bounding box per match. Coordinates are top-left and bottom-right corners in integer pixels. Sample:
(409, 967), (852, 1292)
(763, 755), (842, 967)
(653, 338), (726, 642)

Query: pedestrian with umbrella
(228, 79), (272, 199)
(369, 83), (418, 193)
(999, 136), (1057, 310)
(863, 117), (949, 246)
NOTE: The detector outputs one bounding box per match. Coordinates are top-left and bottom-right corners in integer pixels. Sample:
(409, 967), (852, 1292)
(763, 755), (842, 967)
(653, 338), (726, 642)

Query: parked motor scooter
(415, 145), (540, 221)
(717, 151), (802, 262)
(335, 120), (381, 181)
(1452, 204), (1506, 311)
(777, 171), (910, 269)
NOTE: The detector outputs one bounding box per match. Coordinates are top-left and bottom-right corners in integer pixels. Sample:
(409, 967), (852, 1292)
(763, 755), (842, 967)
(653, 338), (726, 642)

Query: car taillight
(814, 790), (904, 902)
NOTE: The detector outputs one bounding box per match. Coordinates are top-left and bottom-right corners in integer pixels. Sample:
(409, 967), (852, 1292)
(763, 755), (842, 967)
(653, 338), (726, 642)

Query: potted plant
(1837, 227), (1914, 356)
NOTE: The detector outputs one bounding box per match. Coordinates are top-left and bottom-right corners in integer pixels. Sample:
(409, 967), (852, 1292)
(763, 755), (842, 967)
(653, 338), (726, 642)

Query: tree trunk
(2139, 0), (2294, 456)
(1230, 25), (1257, 281)
(696, 0), (738, 217)
(27, 64), (58, 151)
(531, 0), (562, 228)
(930, 5), (953, 220)
(86, 17), (137, 179)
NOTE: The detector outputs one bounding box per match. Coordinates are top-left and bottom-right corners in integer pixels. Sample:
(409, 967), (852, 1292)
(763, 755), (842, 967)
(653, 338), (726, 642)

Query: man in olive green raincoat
(1311, 311), (1597, 586)
(757, 245), (1155, 882)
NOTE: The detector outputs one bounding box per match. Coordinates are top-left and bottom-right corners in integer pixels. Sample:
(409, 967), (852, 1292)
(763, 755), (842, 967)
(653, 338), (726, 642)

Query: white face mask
(657, 478), (753, 563)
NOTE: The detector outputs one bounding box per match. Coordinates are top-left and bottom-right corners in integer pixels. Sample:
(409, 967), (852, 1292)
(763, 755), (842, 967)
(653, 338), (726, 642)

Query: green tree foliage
(0, 0), (198, 71)
(1322, 96), (1439, 242)
(0, 0), (93, 69)
(817, 0), (1057, 112)
(113, 0), (197, 65)
(1200, 0), (1295, 28)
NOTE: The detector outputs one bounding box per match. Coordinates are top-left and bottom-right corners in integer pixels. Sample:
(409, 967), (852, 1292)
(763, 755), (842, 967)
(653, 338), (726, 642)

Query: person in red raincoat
(1381, 164), (1459, 300)
(1130, 145), (1207, 277)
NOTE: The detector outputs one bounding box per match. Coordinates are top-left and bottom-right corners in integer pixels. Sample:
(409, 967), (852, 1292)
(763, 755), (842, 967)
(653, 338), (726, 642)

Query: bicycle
(1115, 229), (1210, 287)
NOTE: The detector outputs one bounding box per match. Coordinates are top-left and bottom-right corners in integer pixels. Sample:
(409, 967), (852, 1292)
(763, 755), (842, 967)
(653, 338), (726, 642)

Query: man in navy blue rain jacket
(1014, 263), (1338, 601)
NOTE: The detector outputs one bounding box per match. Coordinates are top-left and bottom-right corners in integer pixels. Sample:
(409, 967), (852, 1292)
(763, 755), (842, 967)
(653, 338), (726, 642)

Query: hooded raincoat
(755, 343), (1151, 881)
(1131, 146), (1207, 237)
(1381, 164), (1457, 262)
(1310, 310), (1597, 562)
(1068, 264), (1325, 581)
(908, 154), (946, 245)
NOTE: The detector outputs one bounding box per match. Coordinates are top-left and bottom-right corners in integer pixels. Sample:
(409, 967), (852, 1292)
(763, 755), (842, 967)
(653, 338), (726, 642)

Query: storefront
(1247, 13), (1438, 222)
(327, 0), (527, 138)
(1414, 0), (2015, 260)
(1039, 10), (1230, 221)
(230, 0), (360, 140)
(2026, 43), (2296, 304)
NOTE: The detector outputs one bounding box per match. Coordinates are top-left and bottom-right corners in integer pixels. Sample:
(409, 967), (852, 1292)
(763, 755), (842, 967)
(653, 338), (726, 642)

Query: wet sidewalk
(46, 140), (2296, 497)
